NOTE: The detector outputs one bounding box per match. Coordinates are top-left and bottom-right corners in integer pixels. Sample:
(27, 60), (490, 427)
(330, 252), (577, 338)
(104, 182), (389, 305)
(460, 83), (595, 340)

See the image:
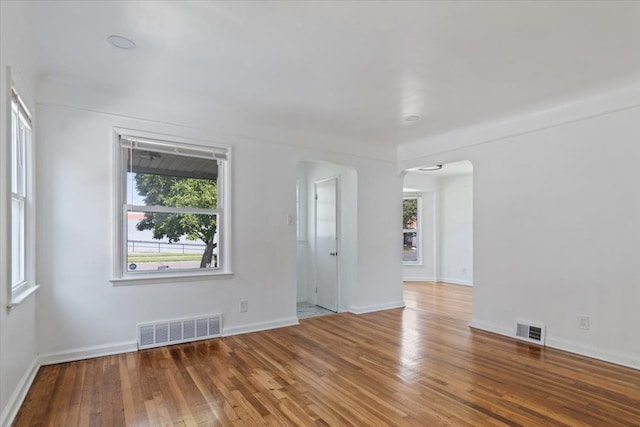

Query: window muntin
(117, 135), (228, 277)
(10, 90), (31, 291)
(403, 197), (420, 264)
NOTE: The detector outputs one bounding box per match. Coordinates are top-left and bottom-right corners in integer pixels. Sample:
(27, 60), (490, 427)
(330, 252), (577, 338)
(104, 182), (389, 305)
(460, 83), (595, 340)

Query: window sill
(7, 284), (41, 309)
(110, 270), (234, 286)
(403, 263), (424, 267)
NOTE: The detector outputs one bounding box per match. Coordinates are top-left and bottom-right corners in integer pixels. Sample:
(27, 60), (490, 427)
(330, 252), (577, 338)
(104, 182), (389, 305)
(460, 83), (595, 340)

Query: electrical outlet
(578, 315), (590, 330)
(240, 299), (248, 313)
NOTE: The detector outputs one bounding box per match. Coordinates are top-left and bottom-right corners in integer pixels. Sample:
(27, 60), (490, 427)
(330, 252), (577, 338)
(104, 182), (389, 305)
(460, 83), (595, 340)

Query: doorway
(315, 177), (338, 312)
(295, 161), (357, 319)
(402, 160), (473, 290)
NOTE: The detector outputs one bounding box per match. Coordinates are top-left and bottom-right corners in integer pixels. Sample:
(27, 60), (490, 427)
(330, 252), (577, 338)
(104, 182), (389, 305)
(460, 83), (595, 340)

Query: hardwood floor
(14, 282), (640, 426)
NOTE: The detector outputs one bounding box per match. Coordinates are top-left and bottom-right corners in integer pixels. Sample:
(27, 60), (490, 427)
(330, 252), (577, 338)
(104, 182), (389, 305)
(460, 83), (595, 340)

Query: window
(114, 132), (230, 279)
(403, 196), (420, 264)
(10, 89), (32, 295)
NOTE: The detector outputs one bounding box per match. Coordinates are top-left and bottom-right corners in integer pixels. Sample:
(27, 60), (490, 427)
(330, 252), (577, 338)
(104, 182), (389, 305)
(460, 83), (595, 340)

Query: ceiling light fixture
(107, 35), (136, 50)
(404, 115), (420, 122)
(418, 165), (442, 171)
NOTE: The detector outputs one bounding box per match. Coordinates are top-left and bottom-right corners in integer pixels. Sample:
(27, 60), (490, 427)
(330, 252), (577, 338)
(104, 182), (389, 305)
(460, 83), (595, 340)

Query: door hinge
(315, 193), (318, 200)
(315, 287), (318, 293)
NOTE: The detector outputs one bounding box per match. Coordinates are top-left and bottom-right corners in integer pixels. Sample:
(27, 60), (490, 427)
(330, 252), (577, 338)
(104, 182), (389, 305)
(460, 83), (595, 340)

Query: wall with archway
(397, 84), (640, 369)
(402, 162), (473, 286)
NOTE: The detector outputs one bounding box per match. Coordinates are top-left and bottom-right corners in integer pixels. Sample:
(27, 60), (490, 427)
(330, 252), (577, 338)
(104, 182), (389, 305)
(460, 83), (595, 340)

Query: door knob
(329, 252), (338, 256)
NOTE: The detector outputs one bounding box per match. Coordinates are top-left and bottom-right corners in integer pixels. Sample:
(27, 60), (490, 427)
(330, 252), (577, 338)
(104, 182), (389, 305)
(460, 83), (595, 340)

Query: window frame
(111, 128), (232, 284)
(402, 195), (422, 266)
(9, 87), (35, 301)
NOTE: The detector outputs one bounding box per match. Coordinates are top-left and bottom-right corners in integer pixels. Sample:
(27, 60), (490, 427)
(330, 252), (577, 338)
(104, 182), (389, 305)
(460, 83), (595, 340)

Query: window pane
(11, 109), (29, 197)
(127, 210), (219, 272)
(403, 231), (418, 263)
(11, 108), (18, 194)
(127, 172), (218, 209)
(126, 148), (218, 209)
(17, 121), (26, 196)
(11, 198), (25, 286)
(403, 198), (417, 229)
(22, 121), (31, 192)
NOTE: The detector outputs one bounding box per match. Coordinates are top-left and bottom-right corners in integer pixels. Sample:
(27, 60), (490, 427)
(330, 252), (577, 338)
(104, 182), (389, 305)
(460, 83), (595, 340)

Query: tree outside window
(116, 134), (228, 277)
(403, 197), (420, 264)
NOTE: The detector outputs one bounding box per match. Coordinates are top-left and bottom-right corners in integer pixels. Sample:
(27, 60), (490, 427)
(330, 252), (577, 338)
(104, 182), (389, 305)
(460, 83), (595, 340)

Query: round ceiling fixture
(404, 115), (420, 122)
(418, 165), (443, 171)
(107, 35), (136, 50)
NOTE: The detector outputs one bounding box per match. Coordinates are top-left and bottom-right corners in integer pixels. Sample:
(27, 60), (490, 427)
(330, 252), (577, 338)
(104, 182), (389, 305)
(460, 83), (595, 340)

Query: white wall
(34, 101), (403, 360)
(439, 175), (473, 285)
(0, 2), (40, 425)
(402, 171), (473, 286)
(399, 85), (640, 369)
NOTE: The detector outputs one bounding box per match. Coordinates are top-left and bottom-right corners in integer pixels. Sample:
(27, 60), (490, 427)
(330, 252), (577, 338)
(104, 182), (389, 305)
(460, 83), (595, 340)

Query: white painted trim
(222, 317), (299, 337)
(546, 337), (640, 371)
(349, 301), (406, 314)
(469, 320), (640, 371)
(38, 341), (138, 366)
(111, 272), (234, 285)
(469, 319), (515, 338)
(438, 278), (473, 286)
(36, 319), (301, 366)
(0, 357), (39, 427)
(403, 276), (437, 282)
(6, 284), (39, 308)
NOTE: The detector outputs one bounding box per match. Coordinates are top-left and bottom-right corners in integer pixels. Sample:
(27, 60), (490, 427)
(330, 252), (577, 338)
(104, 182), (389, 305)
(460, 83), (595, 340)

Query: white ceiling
(23, 1), (640, 150)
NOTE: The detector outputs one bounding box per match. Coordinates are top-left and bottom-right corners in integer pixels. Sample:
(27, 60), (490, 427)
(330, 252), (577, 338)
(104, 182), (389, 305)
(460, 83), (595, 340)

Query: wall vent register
(515, 320), (546, 345)
(138, 314), (222, 350)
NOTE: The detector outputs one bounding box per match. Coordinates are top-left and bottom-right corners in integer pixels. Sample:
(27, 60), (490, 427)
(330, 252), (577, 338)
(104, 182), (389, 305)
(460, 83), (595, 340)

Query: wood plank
(13, 282), (640, 426)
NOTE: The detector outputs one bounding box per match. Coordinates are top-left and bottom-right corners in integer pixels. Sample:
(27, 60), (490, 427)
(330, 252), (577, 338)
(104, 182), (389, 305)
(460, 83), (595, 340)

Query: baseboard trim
(546, 337), (640, 371)
(438, 278), (473, 286)
(403, 276), (437, 282)
(223, 317), (299, 337)
(470, 320), (640, 371)
(38, 340), (138, 366)
(350, 300), (406, 315)
(35, 318), (302, 366)
(0, 357), (39, 427)
(402, 277), (474, 286)
(469, 320), (513, 337)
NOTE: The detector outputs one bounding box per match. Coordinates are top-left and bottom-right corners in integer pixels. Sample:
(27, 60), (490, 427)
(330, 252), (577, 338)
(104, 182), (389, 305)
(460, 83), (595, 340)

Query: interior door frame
(314, 176), (340, 312)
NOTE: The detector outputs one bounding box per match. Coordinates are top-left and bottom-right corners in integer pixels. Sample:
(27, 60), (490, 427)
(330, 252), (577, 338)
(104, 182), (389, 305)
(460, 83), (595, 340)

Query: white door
(315, 178), (338, 312)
